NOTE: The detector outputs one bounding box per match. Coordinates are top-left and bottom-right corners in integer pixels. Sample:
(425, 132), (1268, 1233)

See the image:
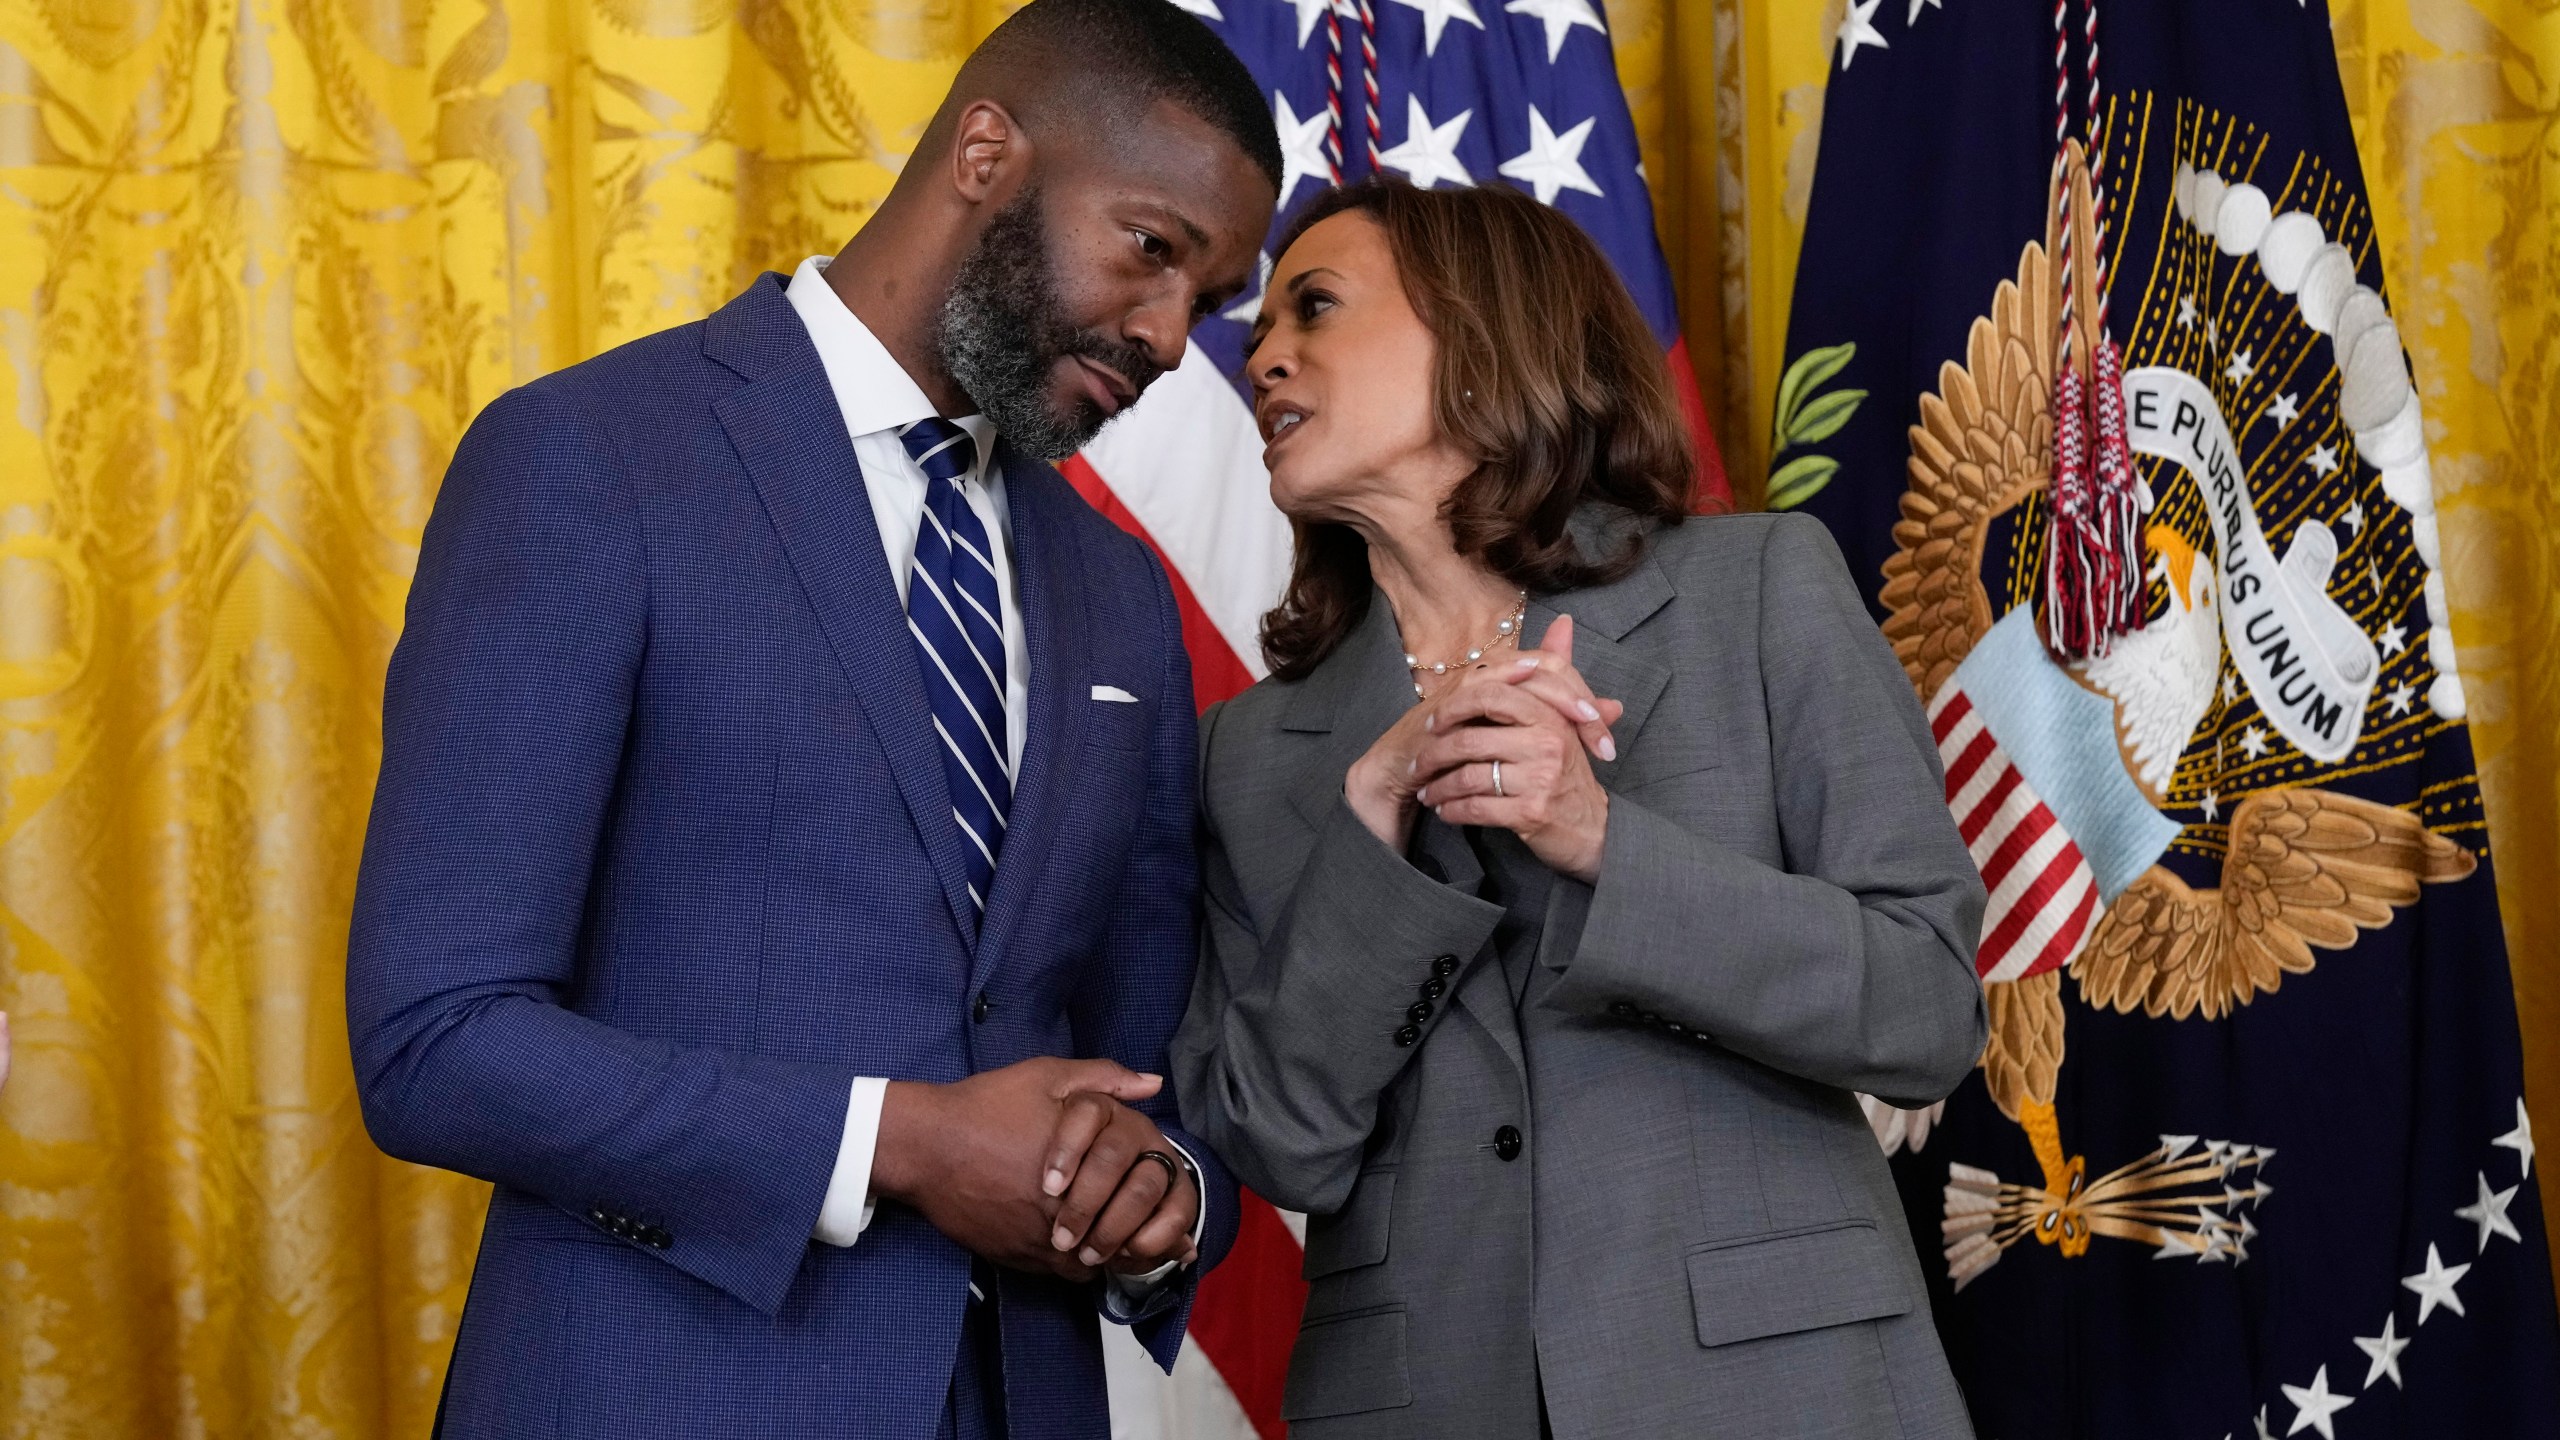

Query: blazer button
(1421, 977), (1448, 1000)
(1393, 1024), (1421, 1047)
(972, 993), (993, 1023)
(643, 1227), (673, 1249)
(1493, 1125), (1523, 1162)
(1608, 1001), (1637, 1019)
(1433, 954), (1460, 978)
(1406, 1000), (1433, 1024)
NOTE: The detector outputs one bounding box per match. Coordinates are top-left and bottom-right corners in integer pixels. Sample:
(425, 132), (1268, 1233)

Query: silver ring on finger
(1490, 759), (1505, 797)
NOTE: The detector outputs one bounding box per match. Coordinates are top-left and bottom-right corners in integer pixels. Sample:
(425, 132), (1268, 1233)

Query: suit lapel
(710, 279), (979, 948)
(970, 448), (1091, 991)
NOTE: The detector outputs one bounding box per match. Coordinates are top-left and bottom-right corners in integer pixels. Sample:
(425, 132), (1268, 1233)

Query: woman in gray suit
(1171, 178), (1989, 1438)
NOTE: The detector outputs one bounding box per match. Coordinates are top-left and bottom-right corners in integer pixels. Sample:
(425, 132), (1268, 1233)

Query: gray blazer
(1173, 511), (1988, 1439)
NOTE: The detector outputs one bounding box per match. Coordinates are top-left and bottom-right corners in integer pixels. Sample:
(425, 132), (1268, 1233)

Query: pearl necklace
(1405, 591), (1529, 700)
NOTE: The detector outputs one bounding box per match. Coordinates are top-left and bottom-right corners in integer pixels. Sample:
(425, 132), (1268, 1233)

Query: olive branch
(1765, 341), (1866, 510)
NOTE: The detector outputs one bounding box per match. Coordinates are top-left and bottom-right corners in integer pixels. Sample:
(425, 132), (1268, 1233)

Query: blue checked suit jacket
(347, 272), (1238, 1440)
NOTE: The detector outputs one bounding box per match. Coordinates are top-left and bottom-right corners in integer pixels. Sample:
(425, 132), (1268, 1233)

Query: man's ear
(949, 99), (1028, 205)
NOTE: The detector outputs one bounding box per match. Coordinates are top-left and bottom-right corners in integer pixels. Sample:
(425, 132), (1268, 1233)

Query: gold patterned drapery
(0, 0), (2553, 1433)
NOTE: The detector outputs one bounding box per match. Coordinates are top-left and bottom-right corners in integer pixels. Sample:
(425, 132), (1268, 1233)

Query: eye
(1133, 229), (1171, 263)
(1295, 288), (1337, 323)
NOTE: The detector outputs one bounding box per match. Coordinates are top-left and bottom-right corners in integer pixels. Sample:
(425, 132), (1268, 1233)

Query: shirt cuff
(812, 1076), (889, 1247)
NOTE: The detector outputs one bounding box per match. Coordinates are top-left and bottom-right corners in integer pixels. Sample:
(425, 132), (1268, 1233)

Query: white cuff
(813, 1076), (889, 1247)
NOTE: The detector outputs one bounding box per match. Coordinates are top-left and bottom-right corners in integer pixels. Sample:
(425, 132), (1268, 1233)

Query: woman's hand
(1410, 615), (1613, 884)
(1344, 613), (1623, 853)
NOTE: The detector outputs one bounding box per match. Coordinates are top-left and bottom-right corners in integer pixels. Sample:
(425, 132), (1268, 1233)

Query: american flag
(1926, 685), (2100, 986)
(1064, 1), (1724, 1433)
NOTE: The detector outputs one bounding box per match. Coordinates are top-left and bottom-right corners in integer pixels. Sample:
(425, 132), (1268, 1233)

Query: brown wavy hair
(1254, 179), (1700, 681)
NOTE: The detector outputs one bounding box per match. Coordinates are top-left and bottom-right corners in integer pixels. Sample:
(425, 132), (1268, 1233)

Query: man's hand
(871, 1057), (1162, 1281)
(1042, 1094), (1200, 1275)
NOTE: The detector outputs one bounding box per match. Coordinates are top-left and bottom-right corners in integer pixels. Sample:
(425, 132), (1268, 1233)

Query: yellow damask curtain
(0, 0), (2552, 1434)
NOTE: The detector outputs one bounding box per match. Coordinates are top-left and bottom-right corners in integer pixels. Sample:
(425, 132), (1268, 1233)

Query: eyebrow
(1150, 202), (1210, 250)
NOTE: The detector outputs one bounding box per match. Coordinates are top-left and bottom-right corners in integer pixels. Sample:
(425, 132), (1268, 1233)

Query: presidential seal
(1863, 102), (2481, 1286)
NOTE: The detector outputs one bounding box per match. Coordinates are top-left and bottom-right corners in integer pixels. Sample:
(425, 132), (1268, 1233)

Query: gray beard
(933, 186), (1160, 462)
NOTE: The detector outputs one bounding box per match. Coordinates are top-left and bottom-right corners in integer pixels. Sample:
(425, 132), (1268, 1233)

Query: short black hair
(962, 0), (1282, 194)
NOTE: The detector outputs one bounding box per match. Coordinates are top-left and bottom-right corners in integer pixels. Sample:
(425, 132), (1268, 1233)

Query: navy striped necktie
(898, 417), (1010, 924)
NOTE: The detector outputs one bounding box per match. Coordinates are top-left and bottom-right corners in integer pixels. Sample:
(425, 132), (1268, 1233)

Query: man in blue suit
(345, 3), (1280, 1434)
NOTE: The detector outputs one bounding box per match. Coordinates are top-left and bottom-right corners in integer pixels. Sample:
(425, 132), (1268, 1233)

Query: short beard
(934, 184), (1163, 462)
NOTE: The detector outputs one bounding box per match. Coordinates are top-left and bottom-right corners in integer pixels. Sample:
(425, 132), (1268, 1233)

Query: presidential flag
(1775, 1), (2560, 1435)
(1070, 1), (1726, 1433)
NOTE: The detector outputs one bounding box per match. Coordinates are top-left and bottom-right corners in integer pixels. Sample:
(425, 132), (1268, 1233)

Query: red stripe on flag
(2019, 867), (2102, 979)
(1942, 728), (1998, 801)
(1957, 766), (2026, 847)
(1979, 839), (2082, 963)
(1665, 337), (1733, 513)
(1930, 689), (1974, 743)
(1980, 800), (2059, 888)
(1188, 1190), (1308, 1440)
(1058, 454), (1259, 711)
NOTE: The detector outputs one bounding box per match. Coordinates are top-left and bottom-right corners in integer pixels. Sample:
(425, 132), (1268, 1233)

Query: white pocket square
(1091, 685), (1140, 703)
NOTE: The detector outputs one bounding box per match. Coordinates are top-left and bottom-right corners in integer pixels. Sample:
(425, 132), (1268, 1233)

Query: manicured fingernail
(1079, 1247), (1102, 1266)
(1514, 657), (1539, 672)
(1053, 1226), (1076, 1251)
(1599, 736), (1618, 762)
(1434, 805), (1446, 820)
(1407, 757), (1416, 774)
(1044, 1169), (1067, 1196)
(1425, 712), (1437, 732)
(1576, 701), (1599, 721)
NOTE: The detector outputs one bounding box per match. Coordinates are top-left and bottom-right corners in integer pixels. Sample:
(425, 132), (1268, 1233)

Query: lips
(1256, 400), (1310, 444)
(1071, 356), (1136, 416)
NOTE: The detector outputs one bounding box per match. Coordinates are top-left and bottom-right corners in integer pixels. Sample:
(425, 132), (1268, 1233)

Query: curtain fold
(0, 0), (2552, 1432)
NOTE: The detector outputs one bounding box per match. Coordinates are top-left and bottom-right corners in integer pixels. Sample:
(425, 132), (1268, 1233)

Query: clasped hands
(1347, 613), (1622, 884)
(874, 1057), (1197, 1285)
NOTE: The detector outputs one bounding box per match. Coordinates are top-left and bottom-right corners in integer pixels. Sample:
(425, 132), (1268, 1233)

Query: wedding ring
(1491, 760), (1505, 797)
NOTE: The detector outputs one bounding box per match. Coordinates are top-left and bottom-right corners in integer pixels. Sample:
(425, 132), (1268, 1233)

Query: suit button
(1393, 1024), (1421, 1047)
(1608, 1001), (1637, 1019)
(1406, 1000), (1433, 1024)
(1493, 1125), (1523, 1162)
(1421, 977), (1448, 1000)
(643, 1227), (673, 1249)
(1416, 854), (1447, 882)
(588, 1207), (610, 1226)
(972, 993), (992, 1023)
(1433, 954), (1460, 978)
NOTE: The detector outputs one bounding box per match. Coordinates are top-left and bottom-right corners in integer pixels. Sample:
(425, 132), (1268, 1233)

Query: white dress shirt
(783, 258), (1197, 1294)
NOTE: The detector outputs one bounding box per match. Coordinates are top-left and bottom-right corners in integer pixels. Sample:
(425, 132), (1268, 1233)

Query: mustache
(1053, 328), (1164, 398)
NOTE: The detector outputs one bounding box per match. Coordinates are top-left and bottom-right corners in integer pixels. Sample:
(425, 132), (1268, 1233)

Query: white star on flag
(1271, 90), (1332, 206)
(2456, 1170), (2522, 1252)
(2280, 1366), (2354, 1439)
(1378, 96), (1473, 189)
(2386, 682), (2417, 715)
(2206, 316), (2222, 348)
(2379, 620), (2406, 655)
(2256, 1404), (2279, 1440)
(2178, 293), (2198, 327)
(2270, 391), (2301, 427)
(2355, 1312), (2411, 1391)
(2308, 442), (2341, 476)
(2341, 498), (2365, 534)
(1390, 0), (1485, 55)
(2226, 349), (2256, 384)
(1906, 0), (1940, 22)
(1223, 250), (1273, 324)
(1836, 0), (1888, 69)
(2402, 1242), (2471, 1324)
(2201, 788), (2220, 821)
(2496, 1098), (2535, 1177)
(1281, 0), (1345, 47)
(2225, 672), (2241, 702)
(1167, 0), (1224, 17)
(2240, 724), (2270, 758)
(1502, 0), (1603, 62)
(1498, 105), (1603, 205)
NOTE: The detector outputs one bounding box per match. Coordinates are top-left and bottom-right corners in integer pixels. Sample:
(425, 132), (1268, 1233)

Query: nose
(1122, 291), (1193, 378)
(1249, 332), (1293, 393)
